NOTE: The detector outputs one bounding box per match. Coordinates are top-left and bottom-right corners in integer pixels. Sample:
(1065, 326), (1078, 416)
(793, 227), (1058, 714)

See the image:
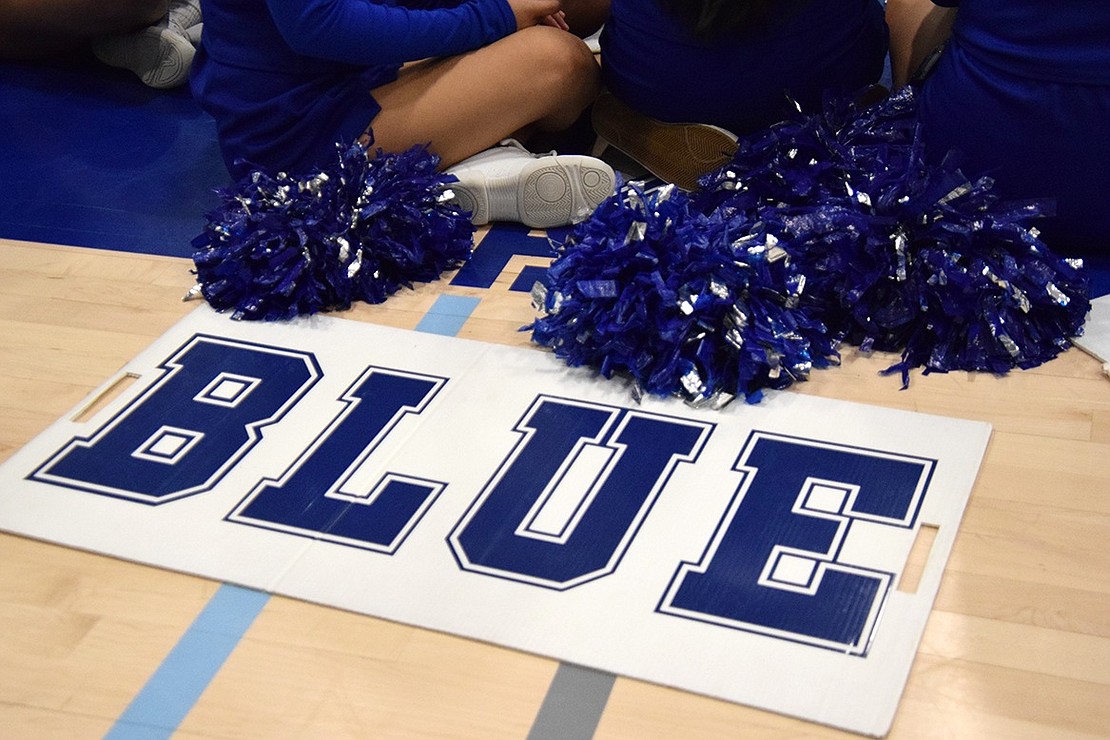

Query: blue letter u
(450, 397), (710, 589)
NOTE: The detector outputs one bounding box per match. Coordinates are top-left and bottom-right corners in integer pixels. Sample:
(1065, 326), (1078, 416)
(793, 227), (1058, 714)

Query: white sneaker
(184, 23), (203, 47)
(447, 139), (616, 229)
(168, 0), (202, 36)
(91, 25), (195, 89)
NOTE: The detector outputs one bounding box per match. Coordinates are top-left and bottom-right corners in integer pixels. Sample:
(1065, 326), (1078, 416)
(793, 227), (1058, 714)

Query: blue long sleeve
(192, 0), (523, 178)
(266, 0), (517, 66)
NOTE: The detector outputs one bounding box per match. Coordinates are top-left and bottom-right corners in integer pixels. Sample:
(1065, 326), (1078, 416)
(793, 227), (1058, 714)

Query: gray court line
(527, 663), (616, 740)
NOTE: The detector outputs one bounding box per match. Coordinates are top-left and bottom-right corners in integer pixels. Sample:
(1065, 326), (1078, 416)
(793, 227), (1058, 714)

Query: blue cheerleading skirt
(919, 41), (1110, 255)
(599, 0), (889, 136)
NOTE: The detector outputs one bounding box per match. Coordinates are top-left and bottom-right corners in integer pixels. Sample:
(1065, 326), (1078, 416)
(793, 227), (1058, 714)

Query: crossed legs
(368, 24), (603, 168)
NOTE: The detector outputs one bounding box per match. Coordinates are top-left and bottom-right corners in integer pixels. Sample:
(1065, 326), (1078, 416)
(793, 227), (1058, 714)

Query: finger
(540, 12), (568, 30)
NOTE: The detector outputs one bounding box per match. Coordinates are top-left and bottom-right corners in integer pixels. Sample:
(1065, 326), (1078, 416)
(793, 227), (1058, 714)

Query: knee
(517, 26), (601, 98)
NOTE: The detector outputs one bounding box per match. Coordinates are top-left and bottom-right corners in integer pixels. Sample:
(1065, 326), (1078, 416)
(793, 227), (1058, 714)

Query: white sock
(184, 23), (203, 47)
(168, 0), (202, 36)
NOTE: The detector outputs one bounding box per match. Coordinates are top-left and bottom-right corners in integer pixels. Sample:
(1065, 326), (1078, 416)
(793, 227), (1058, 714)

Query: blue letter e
(658, 432), (934, 655)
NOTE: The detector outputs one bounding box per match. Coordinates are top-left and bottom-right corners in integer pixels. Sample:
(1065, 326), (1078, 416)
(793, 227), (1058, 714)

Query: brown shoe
(591, 93), (739, 191)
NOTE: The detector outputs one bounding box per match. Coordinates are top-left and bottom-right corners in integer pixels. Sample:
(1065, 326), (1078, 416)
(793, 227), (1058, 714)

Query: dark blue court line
(105, 295), (480, 739)
(0, 57), (227, 258)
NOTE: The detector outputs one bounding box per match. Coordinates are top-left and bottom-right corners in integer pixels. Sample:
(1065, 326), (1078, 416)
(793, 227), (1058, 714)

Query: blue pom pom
(694, 87), (1091, 387)
(191, 141), (474, 320)
(529, 182), (838, 407)
(532, 88), (1090, 403)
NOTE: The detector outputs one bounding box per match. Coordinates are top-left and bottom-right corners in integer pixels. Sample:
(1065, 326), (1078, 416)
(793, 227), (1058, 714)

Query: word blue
(30, 336), (934, 655)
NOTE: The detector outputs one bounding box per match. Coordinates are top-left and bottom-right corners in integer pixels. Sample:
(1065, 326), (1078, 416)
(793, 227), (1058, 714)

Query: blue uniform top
(920, 0), (1110, 253)
(599, 0), (889, 136)
(191, 0), (516, 180)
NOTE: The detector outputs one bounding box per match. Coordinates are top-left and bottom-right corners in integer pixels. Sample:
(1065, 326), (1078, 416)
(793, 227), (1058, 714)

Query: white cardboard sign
(1074, 295), (1110, 378)
(0, 307), (991, 736)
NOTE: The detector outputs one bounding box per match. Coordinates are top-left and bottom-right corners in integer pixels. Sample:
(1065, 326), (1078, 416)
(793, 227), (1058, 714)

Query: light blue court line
(105, 584), (269, 739)
(415, 294), (481, 336)
(107, 294), (482, 738)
